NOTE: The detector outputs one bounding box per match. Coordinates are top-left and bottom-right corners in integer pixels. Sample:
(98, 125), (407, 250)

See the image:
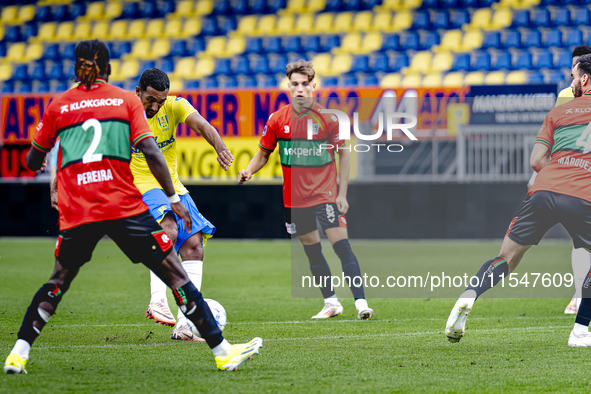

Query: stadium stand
(0, 0), (585, 92)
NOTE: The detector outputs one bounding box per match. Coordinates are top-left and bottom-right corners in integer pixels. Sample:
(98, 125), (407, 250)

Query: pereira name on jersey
(531, 93), (591, 203)
(31, 80), (154, 230)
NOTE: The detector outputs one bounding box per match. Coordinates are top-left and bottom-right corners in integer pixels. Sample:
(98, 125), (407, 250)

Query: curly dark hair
(138, 68), (170, 92)
(74, 39), (110, 90)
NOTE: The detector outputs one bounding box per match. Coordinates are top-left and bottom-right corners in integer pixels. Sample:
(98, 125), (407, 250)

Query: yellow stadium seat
(80, 2), (103, 20)
(312, 53), (331, 75)
(4, 43), (25, 63)
(257, 15), (277, 36)
(372, 11), (391, 32)
(225, 36), (246, 57)
(24, 43), (43, 62)
(306, 0), (326, 13)
(124, 39), (151, 60)
(127, 20), (146, 40)
(485, 71), (505, 84)
(193, 58), (215, 79)
(1, 6), (17, 24)
(109, 20), (128, 40)
(112, 59), (139, 81)
(195, 0), (214, 16)
(181, 18), (202, 38)
(375, 0), (402, 10)
(235, 16), (258, 36)
(145, 19), (165, 38)
(506, 70), (527, 84)
(171, 57), (196, 79)
(390, 10), (413, 32)
(333, 33), (361, 54)
(332, 12), (353, 34)
(168, 0), (194, 18)
(401, 73), (422, 88)
(0, 63), (12, 82)
(169, 78), (184, 92)
(464, 71), (484, 85)
(32, 22), (57, 42)
(430, 52), (453, 73)
(17, 5), (36, 24)
(402, 0), (423, 9)
(402, 51), (431, 74)
(294, 14), (313, 35)
(90, 21), (109, 39)
(353, 11), (373, 31)
(55, 22), (74, 42)
(465, 8), (491, 30)
(202, 36), (226, 58)
(493, 0), (539, 9)
(442, 72), (464, 87)
(282, 0), (306, 14)
(354, 31), (383, 54)
(433, 30), (462, 52)
(108, 59), (121, 80)
(103, 2), (122, 19)
(275, 14), (295, 35)
(380, 73), (401, 88)
(163, 19), (182, 38)
(459, 30), (483, 52)
(422, 73), (442, 88)
(150, 38), (171, 59)
(488, 9), (512, 30)
(0, 25), (4, 42)
(325, 54), (352, 76)
(73, 21), (92, 41)
(314, 13), (334, 35)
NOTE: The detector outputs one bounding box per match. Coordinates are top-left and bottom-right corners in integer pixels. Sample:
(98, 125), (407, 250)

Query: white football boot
(311, 303), (343, 319)
(564, 298), (581, 314)
(445, 297), (475, 343)
(146, 298), (176, 326)
(568, 330), (591, 347)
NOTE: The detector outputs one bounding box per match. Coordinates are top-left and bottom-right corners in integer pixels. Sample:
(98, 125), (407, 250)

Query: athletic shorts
(507, 190), (591, 249)
(142, 188), (215, 252)
(55, 211), (173, 270)
(285, 203), (347, 236)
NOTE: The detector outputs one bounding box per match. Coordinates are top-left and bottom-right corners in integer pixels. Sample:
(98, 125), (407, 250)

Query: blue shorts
(142, 189), (216, 252)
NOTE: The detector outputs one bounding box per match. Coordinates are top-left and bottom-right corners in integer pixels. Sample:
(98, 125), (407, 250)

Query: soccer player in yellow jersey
(527, 45), (591, 315)
(131, 69), (233, 341)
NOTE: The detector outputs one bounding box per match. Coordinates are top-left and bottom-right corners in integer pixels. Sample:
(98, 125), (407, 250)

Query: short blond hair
(286, 59), (315, 82)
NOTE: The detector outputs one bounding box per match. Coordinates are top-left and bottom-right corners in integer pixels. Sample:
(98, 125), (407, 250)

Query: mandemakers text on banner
(307, 109), (418, 152)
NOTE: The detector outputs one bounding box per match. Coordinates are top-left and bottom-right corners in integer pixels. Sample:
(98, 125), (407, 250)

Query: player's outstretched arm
(137, 137), (192, 232)
(185, 112), (233, 171)
(530, 143), (551, 173)
(336, 148), (350, 214)
(238, 149), (271, 184)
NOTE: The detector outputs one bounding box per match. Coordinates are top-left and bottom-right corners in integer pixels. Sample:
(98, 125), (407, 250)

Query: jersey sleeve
(535, 112), (554, 149)
(172, 96), (198, 124)
(259, 114), (278, 153)
(31, 101), (58, 153)
(328, 113), (344, 147)
(128, 93), (154, 147)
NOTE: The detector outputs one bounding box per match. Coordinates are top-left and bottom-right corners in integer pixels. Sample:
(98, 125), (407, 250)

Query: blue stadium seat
(158, 1), (175, 16)
(284, 37), (301, 53)
(572, 7), (590, 25)
(157, 59), (174, 74)
(264, 37), (282, 54)
(351, 56), (369, 73)
(431, 11), (450, 29)
(322, 77), (339, 87)
(240, 75), (257, 88)
(169, 41), (188, 57)
(527, 71), (544, 84)
(34, 6), (51, 22)
(411, 12), (430, 30)
(441, 0), (460, 8)
(214, 59), (231, 76)
(420, 31), (439, 50)
(139, 1), (156, 18)
(53, 81), (69, 93)
(219, 17), (237, 35)
(187, 38), (205, 55)
(21, 23), (37, 42)
(554, 49), (571, 69)
(521, 30), (541, 48)
(400, 32), (420, 51)
(111, 82), (125, 89)
(18, 83), (32, 93)
(5, 26), (20, 42)
(120, 2), (139, 19)
(202, 78), (219, 89)
(421, 0), (440, 8)
(551, 8), (570, 26)
(513, 50), (532, 70)
(543, 69), (564, 84)
(46, 63), (63, 80)
(501, 30), (520, 49)
(251, 57), (269, 74)
(201, 18), (218, 36)
(185, 80), (200, 90)
(343, 0), (362, 10)
(250, 0), (266, 14)
(341, 75), (358, 86)
(232, 56), (250, 75)
(2, 83), (14, 93)
(257, 75), (276, 88)
(69, 3), (86, 19)
(482, 31), (500, 49)
(531, 9), (549, 27)
(302, 36), (320, 53)
(451, 53), (470, 71)
(359, 74), (379, 86)
(491, 50), (511, 70)
(459, 0), (479, 7)
(245, 38), (263, 54)
(477, 0), (495, 7)
(60, 44), (76, 60)
(371, 52), (389, 72)
(269, 55), (288, 73)
(472, 52), (491, 70)
(29, 63), (45, 80)
(111, 42), (132, 58)
(533, 49), (553, 69)
(36, 82), (50, 93)
(0, 42), (5, 58)
(511, 10), (530, 28)
(563, 28), (582, 47)
(42, 44), (59, 61)
(382, 35), (400, 51)
(212, 0), (230, 15)
(543, 30), (562, 47)
(321, 35), (340, 52)
(52, 5), (68, 21)
(325, 0), (343, 11)
(220, 76), (238, 88)
(361, 0), (381, 9)
(140, 61), (156, 72)
(390, 53), (409, 71)
(268, 0), (287, 12)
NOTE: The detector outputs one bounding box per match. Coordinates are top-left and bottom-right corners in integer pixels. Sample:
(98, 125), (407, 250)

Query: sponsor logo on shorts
(286, 222), (297, 234)
(152, 229), (173, 252)
(326, 204), (336, 223)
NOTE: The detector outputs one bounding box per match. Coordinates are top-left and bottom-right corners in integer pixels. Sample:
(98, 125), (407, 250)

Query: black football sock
(333, 239), (365, 299)
(18, 283), (64, 345)
(575, 269), (591, 327)
(303, 243), (335, 299)
(465, 258), (509, 299)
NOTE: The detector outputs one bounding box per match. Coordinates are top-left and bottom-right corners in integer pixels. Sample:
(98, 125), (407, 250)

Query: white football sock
(571, 247), (590, 299)
(11, 339), (30, 360)
(212, 339), (231, 357)
(355, 298), (369, 311)
(149, 270), (167, 303)
(574, 323), (589, 336)
(324, 295), (340, 306)
(177, 260), (203, 326)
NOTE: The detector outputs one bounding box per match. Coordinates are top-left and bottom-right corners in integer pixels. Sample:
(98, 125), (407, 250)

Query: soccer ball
(187, 298), (227, 338)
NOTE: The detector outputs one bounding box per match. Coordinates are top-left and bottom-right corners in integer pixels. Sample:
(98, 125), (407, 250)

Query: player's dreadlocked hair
(74, 39), (110, 90)
(573, 45), (591, 59)
(576, 54), (591, 78)
(138, 68), (170, 92)
(286, 60), (315, 82)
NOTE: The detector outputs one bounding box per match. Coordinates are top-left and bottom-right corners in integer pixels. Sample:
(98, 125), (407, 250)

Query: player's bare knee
(181, 244), (203, 261)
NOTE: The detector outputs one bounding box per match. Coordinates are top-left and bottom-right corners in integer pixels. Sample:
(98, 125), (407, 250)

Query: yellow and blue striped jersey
(555, 87), (574, 107)
(130, 95), (197, 195)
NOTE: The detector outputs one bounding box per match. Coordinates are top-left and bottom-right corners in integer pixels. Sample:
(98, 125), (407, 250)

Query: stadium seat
(353, 11), (373, 31)
(542, 69), (564, 84)
(390, 10), (413, 32)
(284, 36), (301, 53)
(225, 37), (246, 57)
(111, 42), (131, 59)
(218, 17), (237, 36)
(500, 30), (520, 49)
(434, 30), (461, 52)
(54, 22), (74, 42)
(109, 20), (128, 40)
(527, 70), (543, 83)
(169, 78), (183, 92)
(23, 42), (43, 63)
(269, 54), (288, 73)
(120, 2), (139, 19)
(562, 28), (582, 47)
(192, 58), (215, 79)
(171, 57), (196, 79)
(532, 48), (552, 69)
(145, 19), (164, 39)
(411, 11), (430, 30)
(520, 29), (541, 48)
(551, 8), (569, 26)
(553, 48), (571, 69)
(16, 5), (35, 24)
(542, 29), (561, 47)
(510, 9), (529, 28)
(442, 71), (463, 87)
(459, 30), (482, 52)
(464, 71), (484, 85)
(491, 50), (511, 70)
(373, 11), (391, 31)
(400, 31), (420, 51)
(257, 15), (276, 36)
(250, 56), (269, 74)
(231, 56), (250, 75)
(0, 5), (17, 24)
(180, 18), (202, 38)
(28, 62), (45, 80)
(464, 8), (491, 30)
(488, 9), (512, 30)
(351, 55), (370, 73)
(42, 44), (59, 61)
(355, 32), (383, 54)
(245, 38), (263, 54)
(72, 21), (91, 41)
(572, 7), (589, 26)
(401, 73), (421, 87)
(472, 51), (491, 70)
(127, 20), (146, 40)
(326, 54), (352, 76)
(390, 52), (409, 71)
(51, 5), (68, 22)
(481, 31), (500, 49)
(422, 72), (441, 88)
(103, 2), (122, 20)
(89, 21), (109, 40)
(4, 43), (25, 63)
(430, 52), (453, 73)
(0, 63), (12, 82)
(506, 70), (527, 84)
(264, 37), (282, 53)
(380, 73), (401, 88)
(60, 43), (76, 60)
(276, 14), (296, 35)
(334, 33), (361, 54)
(202, 17), (219, 36)
(125, 39), (151, 60)
(282, 0), (307, 14)
(431, 10), (450, 29)
(138, 2), (157, 18)
(21, 23), (37, 42)
(163, 19), (182, 39)
(168, 0), (195, 18)
(530, 8), (549, 27)
(333, 12), (354, 34)
(512, 50), (532, 69)
(10, 65), (27, 82)
(403, 51), (431, 74)
(382, 34), (400, 51)
(321, 35), (341, 52)
(202, 37), (226, 58)
(314, 13), (334, 35)
(302, 36), (320, 52)
(485, 71), (505, 84)
(449, 9), (469, 29)
(451, 53), (470, 71)
(150, 38), (171, 60)
(370, 52), (388, 72)
(312, 53), (331, 75)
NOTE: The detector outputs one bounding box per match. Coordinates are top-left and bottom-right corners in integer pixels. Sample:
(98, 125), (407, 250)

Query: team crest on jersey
(284, 125), (290, 133)
(310, 123), (319, 135)
(157, 115), (169, 130)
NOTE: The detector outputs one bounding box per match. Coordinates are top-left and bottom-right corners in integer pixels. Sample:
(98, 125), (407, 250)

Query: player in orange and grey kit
(238, 60), (373, 320)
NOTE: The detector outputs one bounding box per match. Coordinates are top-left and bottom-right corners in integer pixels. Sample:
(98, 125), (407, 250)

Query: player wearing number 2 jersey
(4, 40), (262, 375)
(445, 54), (591, 348)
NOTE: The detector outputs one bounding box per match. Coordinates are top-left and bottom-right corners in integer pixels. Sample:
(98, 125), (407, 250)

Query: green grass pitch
(1, 238), (590, 393)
